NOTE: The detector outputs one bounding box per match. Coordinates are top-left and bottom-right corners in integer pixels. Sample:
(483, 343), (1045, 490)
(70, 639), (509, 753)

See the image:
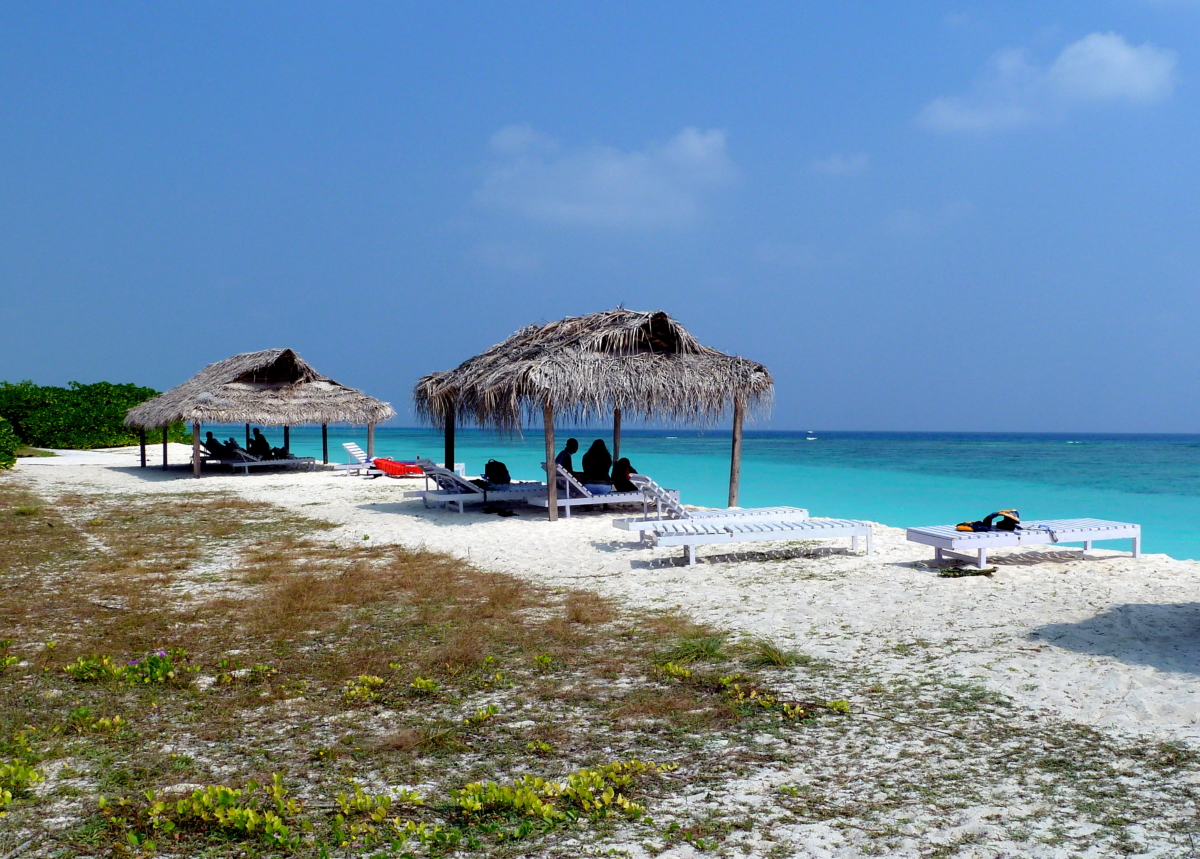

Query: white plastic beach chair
(404, 459), (546, 513)
(527, 464), (672, 518)
(906, 519), (1142, 568)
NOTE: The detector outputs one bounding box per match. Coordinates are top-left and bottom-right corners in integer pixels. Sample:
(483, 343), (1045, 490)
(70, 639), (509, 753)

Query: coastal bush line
(0, 380), (186, 450)
(0, 418), (16, 470)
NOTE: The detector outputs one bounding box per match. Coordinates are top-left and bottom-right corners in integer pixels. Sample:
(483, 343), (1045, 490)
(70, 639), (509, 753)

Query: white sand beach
(17, 447), (1200, 745)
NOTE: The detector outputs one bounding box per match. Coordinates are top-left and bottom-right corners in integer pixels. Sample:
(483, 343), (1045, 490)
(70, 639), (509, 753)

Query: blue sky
(2, 2), (1198, 432)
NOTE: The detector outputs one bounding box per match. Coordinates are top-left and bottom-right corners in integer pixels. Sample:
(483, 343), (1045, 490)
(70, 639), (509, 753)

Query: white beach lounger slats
(333, 442), (384, 478)
(527, 464), (675, 517)
(213, 451), (316, 475)
(404, 459), (546, 513)
(611, 474), (808, 538)
(906, 518), (1142, 568)
(647, 517), (873, 566)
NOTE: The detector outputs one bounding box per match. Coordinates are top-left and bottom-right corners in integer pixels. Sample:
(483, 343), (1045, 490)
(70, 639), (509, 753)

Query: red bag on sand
(371, 458), (423, 477)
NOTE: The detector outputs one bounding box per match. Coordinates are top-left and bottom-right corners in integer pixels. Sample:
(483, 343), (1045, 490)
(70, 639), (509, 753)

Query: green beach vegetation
(1, 478), (1199, 856)
(0, 418), (16, 470)
(0, 380), (187, 452)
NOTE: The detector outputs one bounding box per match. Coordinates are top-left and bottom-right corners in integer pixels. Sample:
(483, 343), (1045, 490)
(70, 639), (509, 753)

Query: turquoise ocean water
(207, 426), (1200, 561)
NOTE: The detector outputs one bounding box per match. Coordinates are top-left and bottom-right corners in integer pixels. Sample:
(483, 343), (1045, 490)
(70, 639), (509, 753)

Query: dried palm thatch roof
(125, 349), (395, 428)
(414, 309), (772, 429)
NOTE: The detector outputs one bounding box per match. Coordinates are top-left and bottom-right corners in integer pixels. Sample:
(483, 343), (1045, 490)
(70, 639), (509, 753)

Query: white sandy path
(14, 448), (1200, 744)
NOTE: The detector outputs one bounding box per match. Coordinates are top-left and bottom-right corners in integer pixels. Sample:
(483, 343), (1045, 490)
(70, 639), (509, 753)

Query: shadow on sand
(627, 545), (863, 569)
(1032, 602), (1200, 676)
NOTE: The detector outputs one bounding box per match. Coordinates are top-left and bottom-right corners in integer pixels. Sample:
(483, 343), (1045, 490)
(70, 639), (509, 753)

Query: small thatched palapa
(414, 309), (772, 519)
(126, 349), (394, 477)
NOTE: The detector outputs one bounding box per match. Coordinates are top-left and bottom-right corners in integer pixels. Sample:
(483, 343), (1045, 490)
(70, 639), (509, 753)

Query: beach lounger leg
(935, 547), (943, 563)
(1082, 540), (1092, 556)
(977, 548), (987, 568)
(1132, 536), (1141, 558)
(852, 535), (859, 553)
(685, 544), (696, 566)
(865, 529), (873, 557)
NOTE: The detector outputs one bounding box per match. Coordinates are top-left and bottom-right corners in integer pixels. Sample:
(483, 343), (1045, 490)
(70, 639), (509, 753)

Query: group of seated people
(553, 437), (638, 493)
(202, 428), (287, 461)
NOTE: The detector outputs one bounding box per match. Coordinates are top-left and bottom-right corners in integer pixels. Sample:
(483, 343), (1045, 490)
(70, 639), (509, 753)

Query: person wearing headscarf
(612, 457), (639, 492)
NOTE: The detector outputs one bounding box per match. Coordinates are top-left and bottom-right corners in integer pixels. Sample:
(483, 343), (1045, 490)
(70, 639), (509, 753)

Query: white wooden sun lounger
(613, 474), (864, 565)
(333, 442), (384, 478)
(612, 474), (809, 539)
(527, 464), (677, 518)
(906, 518), (1142, 568)
(650, 518), (872, 566)
(212, 450), (316, 475)
(403, 459), (546, 513)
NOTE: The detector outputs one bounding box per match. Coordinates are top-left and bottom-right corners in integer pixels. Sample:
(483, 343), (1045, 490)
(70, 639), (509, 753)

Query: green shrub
(0, 380), (187, 450)
(0, 417), (16, 470)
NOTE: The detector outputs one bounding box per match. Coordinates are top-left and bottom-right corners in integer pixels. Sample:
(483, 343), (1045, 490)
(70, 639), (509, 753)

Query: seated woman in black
(581, 439), (613, 484)
(612, 457), (638, 492)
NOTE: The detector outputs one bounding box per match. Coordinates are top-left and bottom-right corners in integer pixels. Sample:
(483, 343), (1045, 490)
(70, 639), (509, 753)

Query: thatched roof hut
(414, 309), (772, 519)
(126, 348), (394, 476)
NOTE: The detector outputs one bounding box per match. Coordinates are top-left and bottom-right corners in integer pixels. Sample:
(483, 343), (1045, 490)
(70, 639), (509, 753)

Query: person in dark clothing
(247, 428), (272, 459)
(203, 432), (230, 459)
(581, 439), (613, 483)
(554, 438), (580, 476)
(612, 457), (638, 492)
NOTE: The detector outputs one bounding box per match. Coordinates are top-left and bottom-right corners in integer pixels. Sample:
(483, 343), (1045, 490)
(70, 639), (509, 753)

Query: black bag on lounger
(483, 459), (511, 485)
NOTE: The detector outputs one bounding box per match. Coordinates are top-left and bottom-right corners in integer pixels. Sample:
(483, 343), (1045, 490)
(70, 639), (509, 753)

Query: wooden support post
(612, 407), (621, 464)
(367, 423), (375, 458)
(321, 424), (328, 464)
(162, 427), (169, 471)
(192, 422), (201, 479)
(245, 423), (250, 449)
(543, 402), (557, 522)
(728, 398), (744, 508)
(444, 408), (456, 476)
(139, 429), (146, 467)
(283, 426), (290, 456)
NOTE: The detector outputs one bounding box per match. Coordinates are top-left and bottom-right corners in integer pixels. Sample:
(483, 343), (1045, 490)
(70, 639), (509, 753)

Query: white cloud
(810, 152), (869, 176)
(918, 32), (1177, 132)
(476, 126), (735, 229)
(1046, 32), (1176, 102)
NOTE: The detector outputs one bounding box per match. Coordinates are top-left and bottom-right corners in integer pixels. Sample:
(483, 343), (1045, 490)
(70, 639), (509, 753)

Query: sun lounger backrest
(415, 458), (483, 495)
(540, 463), (594, 499)
(629, 474), (690, 520)
(343, 442), (370, 464)
(225, 449), (262, 463)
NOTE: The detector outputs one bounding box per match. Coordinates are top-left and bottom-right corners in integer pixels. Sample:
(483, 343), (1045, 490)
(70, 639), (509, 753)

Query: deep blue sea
(207, 425), (1200, 561)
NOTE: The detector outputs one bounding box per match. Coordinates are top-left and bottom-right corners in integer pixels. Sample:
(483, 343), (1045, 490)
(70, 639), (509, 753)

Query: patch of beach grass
(1, 476), (1198, 858)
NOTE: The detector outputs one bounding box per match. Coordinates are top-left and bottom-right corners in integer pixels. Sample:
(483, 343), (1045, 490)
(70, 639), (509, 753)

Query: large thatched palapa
(126, 348), (394, 477)
(414, 309), (772, 520)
